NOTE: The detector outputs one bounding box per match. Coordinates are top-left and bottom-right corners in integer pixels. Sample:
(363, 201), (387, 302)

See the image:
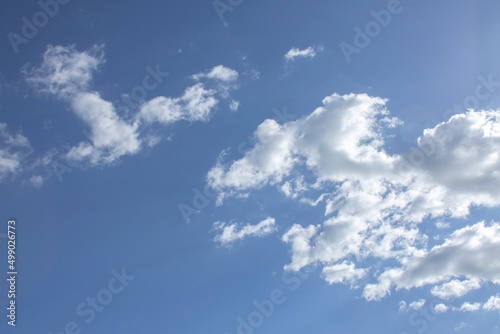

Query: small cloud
(229, 99), (240, 111)
(431, 279), (481, 299)
(436, 221), (450, 229)
(398, 301), (407, 313)
(409, 299), (426, 310)
(192, 65), (239, 83)
(322, 261), (367, 285)
(284, 46), (322, 62)
(459, 302), (482, 312)
(483, 295), (500, 311)
(244, 69), (261, 80)
(434, 303), (448, 313)
(213, 217), (276, 246)
(29, 175), (44, 189)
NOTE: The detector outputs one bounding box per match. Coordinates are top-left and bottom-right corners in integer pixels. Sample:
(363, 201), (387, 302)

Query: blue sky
(1, 0), (500, 333)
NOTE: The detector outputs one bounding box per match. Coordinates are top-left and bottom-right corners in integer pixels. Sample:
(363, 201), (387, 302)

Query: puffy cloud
(191, 65), (239, 99)
(208, 93), (400, 199)
(24, 44), (104, 99)
(282, 224), (320, 271)
(284, 46), (321, 61)
(322, 261), (367, 285)
(192, 65), (238, 82)
(0, 123), (32, 181)
(459, 302), (482, 312)
(139, 65), (240, 125)
(483, 295), (500, 311)
(409, 299), (426, 310)
(364, 222), (500, 300)
(207, 91), (500, 305)
(208, 118), (298, 197)
(213, 217), (276, 246)
(139, 83), (218, 124)
(431, 279), (481, 299)
(66, 93), (141, 166)
(436, 221), (450, 229)
(434, 303), (449, 313)
(410, 110), (500, 218)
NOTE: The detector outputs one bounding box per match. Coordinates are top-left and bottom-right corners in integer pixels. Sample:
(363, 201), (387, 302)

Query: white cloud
(29, 175), (44, 188)
(365, 222), (500, 300)
(459, 302), (482, 312)
(322, 261), (367, 285)
(140, 65), (240, 125)
(208, 93), (399, 198)
(431, 279), (481, 299)
(436, 221), (450, 229)
(139, 83), (218, 125)
(192, 65), (239, 82)
(409, 110), (500, 219)
(66, 93), (141, 166)
(282, 224), (320, 271)
(483, 295), (500, 311)
(435, 303), (449, 313)
(0, 123), (32, 181)
(24, 45), (240, 175)
(229, 99), (240, 112)
(409, 299), (426, 310)
(24, 44), (104, 99)
(284, 46), (321, 62)
(213, 217), (276, 246)
(207, 91), (500, 305)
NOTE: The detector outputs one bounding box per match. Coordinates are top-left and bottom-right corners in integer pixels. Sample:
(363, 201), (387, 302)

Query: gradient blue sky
(1, 0), (500, 333)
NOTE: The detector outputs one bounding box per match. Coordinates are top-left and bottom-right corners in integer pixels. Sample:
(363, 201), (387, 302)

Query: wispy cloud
(0, 123), (32, 182)
(22, 44), (240, 184)
(284, 46), (322, 62)
(213, 217), (276, 246)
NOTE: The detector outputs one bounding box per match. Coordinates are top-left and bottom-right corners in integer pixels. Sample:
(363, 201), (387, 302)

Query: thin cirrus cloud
(206, 92), (500, 307)
(21, 44), (240, 183)
(213, 217), (276, 246)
